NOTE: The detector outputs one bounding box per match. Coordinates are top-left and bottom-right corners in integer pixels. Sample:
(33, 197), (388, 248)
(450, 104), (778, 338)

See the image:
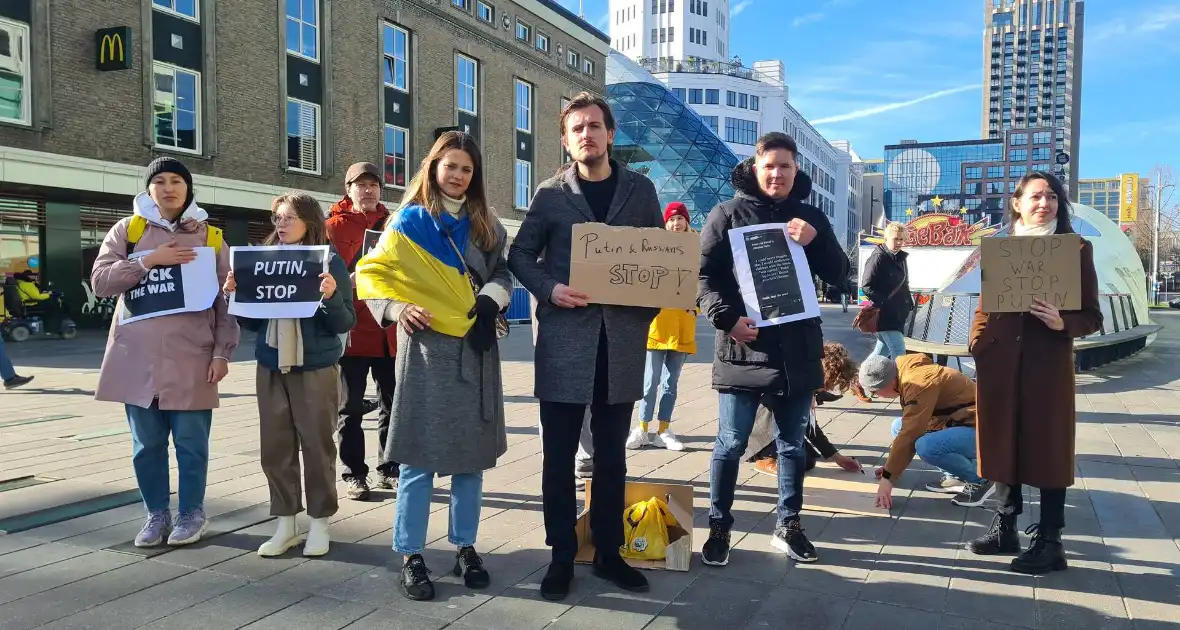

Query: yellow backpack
(125, 214), (223, 256)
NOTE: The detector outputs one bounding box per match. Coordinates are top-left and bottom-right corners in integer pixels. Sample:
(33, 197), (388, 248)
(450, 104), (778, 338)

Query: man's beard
(578, 149), (608, 167)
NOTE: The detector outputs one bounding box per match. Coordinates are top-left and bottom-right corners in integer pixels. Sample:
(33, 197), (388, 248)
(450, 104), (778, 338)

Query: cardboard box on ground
(569, 223), (701, 310)
(980, 233), (1082, 313)
(576, 480), (694, 571)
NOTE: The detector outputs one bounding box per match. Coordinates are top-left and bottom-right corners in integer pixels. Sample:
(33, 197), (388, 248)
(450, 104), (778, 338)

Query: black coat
(697, 160), (851, 396)
(861, 244), (912, 333)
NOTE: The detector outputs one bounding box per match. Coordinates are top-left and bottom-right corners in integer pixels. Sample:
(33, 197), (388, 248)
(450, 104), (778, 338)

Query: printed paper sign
(980, 233), (1082, 312)
(228, 245), (331, 319)
(729, 223), (821, 327)
(119, 247), (219, 325)
(568, 223), (701, 310)
(362, 229), (383, 260)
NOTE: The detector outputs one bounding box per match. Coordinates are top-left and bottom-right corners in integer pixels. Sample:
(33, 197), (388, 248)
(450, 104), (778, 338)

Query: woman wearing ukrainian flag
(355, 131), (511, 602)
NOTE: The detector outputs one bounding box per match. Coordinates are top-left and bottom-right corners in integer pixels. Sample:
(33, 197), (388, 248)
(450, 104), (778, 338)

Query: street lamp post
(1152, 173), (1176, 305)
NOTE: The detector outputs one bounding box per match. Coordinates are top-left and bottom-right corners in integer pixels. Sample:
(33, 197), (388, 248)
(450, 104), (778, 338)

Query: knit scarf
(267, 318), (304, 374)
(1012, 218), (1058, 237)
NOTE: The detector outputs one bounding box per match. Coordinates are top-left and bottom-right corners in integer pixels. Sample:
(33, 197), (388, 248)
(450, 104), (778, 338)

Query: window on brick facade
(286, 0), (319, 61)
(153, 62), (201, 154)
(582, 59), (595, 75)
(515, 79), (532, 133)
(0, 18), (31, 126)
(456, 54), (478, 114)
(452, 0), (471, 11)
(567, 49), (580, 68)
(477, 1), (494, 23)
(515, 19), (531, 42)
(383, 23), (409, 92)
(383, 124), (408, 188)
(153, 0), (199, 21)
(286, 98), (320, 173)
(535, 32), (550, 53)
(515, 160), (532, 209)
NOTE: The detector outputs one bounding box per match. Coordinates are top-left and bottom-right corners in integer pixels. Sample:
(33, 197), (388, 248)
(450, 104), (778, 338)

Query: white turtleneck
(1012, 217), (1058, 237)
(442, 194), (466, 217)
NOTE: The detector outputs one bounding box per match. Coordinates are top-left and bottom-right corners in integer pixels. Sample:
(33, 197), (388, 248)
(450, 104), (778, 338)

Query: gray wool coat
(507, 161), (664, 405)
(364, 217), (510, 475)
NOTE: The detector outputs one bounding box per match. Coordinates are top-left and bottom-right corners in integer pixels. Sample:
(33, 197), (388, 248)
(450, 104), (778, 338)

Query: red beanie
(663, 201), (690, 223)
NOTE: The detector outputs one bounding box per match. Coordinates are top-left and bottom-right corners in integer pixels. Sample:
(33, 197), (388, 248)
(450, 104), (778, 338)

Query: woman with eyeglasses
(223, 192), (355, 558)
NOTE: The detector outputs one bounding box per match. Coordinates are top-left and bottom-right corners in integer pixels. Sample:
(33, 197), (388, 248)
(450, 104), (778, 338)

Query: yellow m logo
(100, 33), (124, 64)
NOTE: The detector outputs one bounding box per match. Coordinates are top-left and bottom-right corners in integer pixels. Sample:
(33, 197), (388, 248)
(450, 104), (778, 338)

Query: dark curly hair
(821, 342), (858, 394)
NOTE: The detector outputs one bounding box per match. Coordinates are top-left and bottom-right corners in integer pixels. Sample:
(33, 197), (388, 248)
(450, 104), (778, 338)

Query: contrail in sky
(811, 84), (979, 125)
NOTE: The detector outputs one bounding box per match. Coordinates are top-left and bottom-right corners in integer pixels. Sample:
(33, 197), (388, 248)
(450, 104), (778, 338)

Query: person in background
(0, 331), (33, 389)
(855, 221), (912, 402)
(91, 157), (239, 548)
(326, 162), (400, 499)
(697, 134), (851, 568)
(626, 201), (696, 452)
(966, 171), (1102, 575)
(356, 131), (510, 601)
(508, 92), (662, 601)
(223, 193), (355, 559)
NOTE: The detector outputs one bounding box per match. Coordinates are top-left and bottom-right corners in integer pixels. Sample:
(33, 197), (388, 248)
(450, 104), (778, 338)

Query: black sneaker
(3, 375), (33, 390)
(540, 561), (574, 601)
(374, 470), (397, 490)
(400, 554), (435, 601)
(967, 511), (1021, 555)
(453, 546), (490, 589)
(1010, 524), (1068, 575)
(344, 476), (371, 501)
(701, 520), (732, 567)
(772, 520), (818, 563)
(952, 480), (997, 508)
(592, 552), (649, 592)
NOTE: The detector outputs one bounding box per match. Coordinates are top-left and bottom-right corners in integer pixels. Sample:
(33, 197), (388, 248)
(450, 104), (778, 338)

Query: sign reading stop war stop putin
(228, 245), (331, 319)
(119, 247), (220, 325)
(980, 233), (1082, 313)
(569, 223), (701, 310)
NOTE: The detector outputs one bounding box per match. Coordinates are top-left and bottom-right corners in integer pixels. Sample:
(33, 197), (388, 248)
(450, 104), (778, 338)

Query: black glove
(467, 294), (500, 353)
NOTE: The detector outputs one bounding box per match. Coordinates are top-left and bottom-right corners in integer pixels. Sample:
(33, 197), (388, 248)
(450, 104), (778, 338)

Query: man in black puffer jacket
(697, 132), (850, 567)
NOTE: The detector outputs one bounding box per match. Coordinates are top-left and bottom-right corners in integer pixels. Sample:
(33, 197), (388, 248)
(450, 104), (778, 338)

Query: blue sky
(559, 0), (1180, 179)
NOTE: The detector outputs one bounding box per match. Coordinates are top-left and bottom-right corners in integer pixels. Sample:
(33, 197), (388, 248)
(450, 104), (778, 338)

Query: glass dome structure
(606, 52), (739, 228)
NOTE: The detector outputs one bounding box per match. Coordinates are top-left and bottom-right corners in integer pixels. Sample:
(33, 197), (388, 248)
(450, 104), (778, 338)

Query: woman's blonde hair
(398, 131), (499, 252)
(883, 221), (908, 239)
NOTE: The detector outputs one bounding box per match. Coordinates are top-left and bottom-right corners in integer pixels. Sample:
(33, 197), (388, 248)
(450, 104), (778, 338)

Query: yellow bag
(621, 497), (680, 561)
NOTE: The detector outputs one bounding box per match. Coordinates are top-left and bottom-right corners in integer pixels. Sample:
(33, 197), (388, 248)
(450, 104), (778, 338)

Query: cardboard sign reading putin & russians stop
(228, 245), (331, 319)
(569, 223), (701, 310)
(980, 233), (1081, 313)
(119, 247), (220, 325)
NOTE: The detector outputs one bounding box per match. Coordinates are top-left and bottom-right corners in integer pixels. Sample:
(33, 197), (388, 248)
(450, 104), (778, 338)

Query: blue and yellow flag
(355, 204), (475, 338)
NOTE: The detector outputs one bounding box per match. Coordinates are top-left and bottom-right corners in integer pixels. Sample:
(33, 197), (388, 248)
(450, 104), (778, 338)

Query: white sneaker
(303, 517), (330, 557)
(258, 516), (301, 557)
(625, 427), (651, 450)
(653, 429), (685, 451)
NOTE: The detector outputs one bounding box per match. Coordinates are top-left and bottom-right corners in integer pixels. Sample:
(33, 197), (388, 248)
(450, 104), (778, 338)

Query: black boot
(1010, 524), (1068, 574)
(453, 546), (490, 589)
(967, 511), (1021, 555)
(540, 561), (574, 601)
(400, 554), (435, 601)
(593, 551), (649, 592)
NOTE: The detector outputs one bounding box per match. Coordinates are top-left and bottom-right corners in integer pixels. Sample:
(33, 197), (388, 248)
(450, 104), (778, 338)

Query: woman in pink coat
(91, 157), (239, 548)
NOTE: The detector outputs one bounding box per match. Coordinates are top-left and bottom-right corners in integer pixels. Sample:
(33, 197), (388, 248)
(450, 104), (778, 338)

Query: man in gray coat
(508, 92), (663, 601)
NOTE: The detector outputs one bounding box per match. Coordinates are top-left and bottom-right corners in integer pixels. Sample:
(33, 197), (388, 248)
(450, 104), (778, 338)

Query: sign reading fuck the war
(119, 247), (219, 325)
(569, 223), (701, 310)
(228, 245), (331, 319)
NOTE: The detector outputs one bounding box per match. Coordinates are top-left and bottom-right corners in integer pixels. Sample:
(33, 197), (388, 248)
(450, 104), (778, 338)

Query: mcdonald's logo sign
(95, 27), (132, 71)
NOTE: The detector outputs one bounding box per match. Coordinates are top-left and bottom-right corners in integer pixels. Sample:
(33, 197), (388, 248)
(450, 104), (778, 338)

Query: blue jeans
(889, 417), (983, 484)
(393, 464), (483, 554)
(126, 403), (213, 513)
(710, 390), (812, 528)
(871, 330), (907, 359)
(638, 349), (688, 422)
(0, 335), (15, 381)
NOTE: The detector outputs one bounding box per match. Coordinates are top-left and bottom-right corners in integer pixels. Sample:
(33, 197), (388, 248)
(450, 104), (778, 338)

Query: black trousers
(337, 355), (397, 479)
(995, 482), (1067, 530)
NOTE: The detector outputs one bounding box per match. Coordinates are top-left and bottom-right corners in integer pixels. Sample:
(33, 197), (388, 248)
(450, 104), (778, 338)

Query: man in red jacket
(326, 162), (399, 500)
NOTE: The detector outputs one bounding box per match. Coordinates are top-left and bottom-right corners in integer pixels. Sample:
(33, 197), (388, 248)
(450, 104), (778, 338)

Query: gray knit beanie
(858, 354), (898, 393)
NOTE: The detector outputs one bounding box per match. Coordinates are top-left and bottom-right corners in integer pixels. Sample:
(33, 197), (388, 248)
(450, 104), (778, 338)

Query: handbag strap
(885, 259), (908, 300)
(443, 231), (483, 294)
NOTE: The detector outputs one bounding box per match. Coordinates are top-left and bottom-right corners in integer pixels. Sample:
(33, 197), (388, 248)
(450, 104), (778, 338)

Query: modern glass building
(606, 52), (739, 228)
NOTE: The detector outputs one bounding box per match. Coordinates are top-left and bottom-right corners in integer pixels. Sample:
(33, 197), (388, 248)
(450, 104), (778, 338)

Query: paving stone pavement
(1, 306), (1178, 629)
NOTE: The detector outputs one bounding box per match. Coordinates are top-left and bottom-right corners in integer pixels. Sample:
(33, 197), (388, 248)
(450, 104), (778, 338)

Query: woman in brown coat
(966, 172), (1102, 575)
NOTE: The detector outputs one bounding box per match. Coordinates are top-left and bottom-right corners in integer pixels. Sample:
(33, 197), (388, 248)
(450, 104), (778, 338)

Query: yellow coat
(647, 308), (697, 354)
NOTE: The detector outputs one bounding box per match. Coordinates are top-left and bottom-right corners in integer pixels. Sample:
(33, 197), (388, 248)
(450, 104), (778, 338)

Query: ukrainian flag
(355, 204), (475, 338)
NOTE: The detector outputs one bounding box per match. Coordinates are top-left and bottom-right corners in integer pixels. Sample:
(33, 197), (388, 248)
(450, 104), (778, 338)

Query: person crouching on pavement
(858, 353), (991, 511)
(356, 131), (511, 602)
(626, 201), (696, 452)
(223, 193), (355, 558)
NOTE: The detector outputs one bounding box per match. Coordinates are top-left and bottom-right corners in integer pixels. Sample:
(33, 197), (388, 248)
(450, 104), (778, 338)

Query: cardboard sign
(980, 233), (1081, 312)
(568, 223), (700, 310)
(729, 224), (821, 326)
(119, 247), (219, 325)
(361, 229), (382, 260)
(228, 245), (330, 319)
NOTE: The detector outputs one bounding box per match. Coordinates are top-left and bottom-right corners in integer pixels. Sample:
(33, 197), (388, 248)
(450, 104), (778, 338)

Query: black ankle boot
(540, 561), (574, 601)
(1010, 524), (1068, 574)
(967, 512), (1021, 555)
(593, 551), (649, 592)
(453, 546), (490, 589)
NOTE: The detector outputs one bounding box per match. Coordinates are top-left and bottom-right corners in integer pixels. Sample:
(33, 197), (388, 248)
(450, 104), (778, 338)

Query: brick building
(0, 0), (606, 327)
